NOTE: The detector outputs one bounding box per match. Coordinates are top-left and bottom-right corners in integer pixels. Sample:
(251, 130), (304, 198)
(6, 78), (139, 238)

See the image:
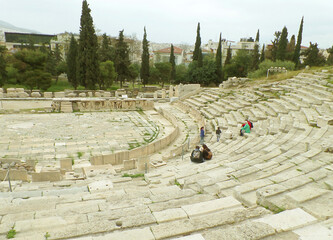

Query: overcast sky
(1, 0), (332, 48)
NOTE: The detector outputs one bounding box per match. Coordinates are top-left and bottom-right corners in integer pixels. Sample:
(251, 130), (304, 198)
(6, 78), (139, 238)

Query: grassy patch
(6, 226), (16, 239)
(122, 173), (144, 178)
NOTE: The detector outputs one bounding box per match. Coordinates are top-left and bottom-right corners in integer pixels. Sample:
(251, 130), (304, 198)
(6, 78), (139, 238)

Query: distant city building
(153, 46), (185, 65)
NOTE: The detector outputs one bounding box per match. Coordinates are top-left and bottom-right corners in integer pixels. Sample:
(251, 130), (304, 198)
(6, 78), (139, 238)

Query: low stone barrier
(52, 99), (154, 112)
(90, 108), (179, 167)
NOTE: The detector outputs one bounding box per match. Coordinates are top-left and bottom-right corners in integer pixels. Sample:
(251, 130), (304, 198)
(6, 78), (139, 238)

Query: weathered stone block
(54, 92), (65, 98)
(31, 171), (62, 182)
(43, 92), (53, 98)
(123, 159), (136, 170)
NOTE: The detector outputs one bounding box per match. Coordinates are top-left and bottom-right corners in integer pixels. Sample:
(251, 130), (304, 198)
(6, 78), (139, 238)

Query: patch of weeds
(6, 226), (16, 239)
(296, 169), (302, 172)
(309, 177), (317, 183)
(77, 152), (84, 159)
(174, 179), (181, 187)
(122, 173), (144, 178)
(197, 191), (203, 194)
(231, 175), (239, 181)
(272, 206), (285, 214)
(44, 232), (51, 240)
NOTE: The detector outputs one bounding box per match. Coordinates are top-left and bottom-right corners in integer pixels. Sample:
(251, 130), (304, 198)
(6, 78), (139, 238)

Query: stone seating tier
(1, 71), (333, 239)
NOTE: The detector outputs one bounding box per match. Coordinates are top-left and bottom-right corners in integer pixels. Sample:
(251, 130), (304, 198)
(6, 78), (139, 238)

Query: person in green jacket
(240, 122), (251, 136)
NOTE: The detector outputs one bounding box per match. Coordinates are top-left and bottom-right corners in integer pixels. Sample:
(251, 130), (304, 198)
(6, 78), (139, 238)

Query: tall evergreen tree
(255, 29), (260, 42)
(276, 26), (288, 61)
(67, 35), (78, 89)
(0, 46), (7, 86)
(77, 0), (99, 89)
(169, 44), (176, 82)
(224, 44), (232, 65)
(293, 16), (304, 69)
(193, 22), (202, 67)
(286, 35), (296, 61)
(260, 44), (265, 62)
(98, 33), (113, 62)
(251, 29), (260, 71)
(215, 33), (223, 82)
(140, 27), (150, 87)
(115, 30), (131, 88)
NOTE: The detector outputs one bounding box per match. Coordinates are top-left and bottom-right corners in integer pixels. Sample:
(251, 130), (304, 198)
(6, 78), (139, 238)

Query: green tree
(193, 22), (202, 67)
(174, 64), (187, 84)
(303, 42), (326, 67)
(128, 63), (140, 88)
(255, 29), (260, 42)
(188, 54), (218, 86)
(286, 35), (296, 61)
(267, 31), (281, 61)
(67, 35), (78, 89)
(327, 46), (333, 65)
(155, 62), (171, 88)
(0, 46), (7, 86)
(114, 30), (131, 88)
(293, 16), (304, 69)
(223, 49), (252, 79)
(149, 66), (160, 84)
(250, 29), (260, 71)
(276, 26), (288, 61)
(224, 44), (232, 65)
(140, 27), (150, 87)
(13, 49), (52, 90)
(99, 60), (117, 89)
(260, 44), (265, 62)
(77, 0), (99, 89)
(169, 44), (176, 82)
(98, 33), (113, 62)
(215, 33), (223, 82)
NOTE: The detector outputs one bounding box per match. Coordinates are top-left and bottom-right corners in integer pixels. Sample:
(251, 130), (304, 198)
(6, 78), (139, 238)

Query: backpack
(249, 121), (254, 128)
(192, 150), (201, 159)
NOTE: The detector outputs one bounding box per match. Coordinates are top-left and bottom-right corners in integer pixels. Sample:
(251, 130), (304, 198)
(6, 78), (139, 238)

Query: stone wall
(90, 108), (179, 167)
(52, 99), (154, 112)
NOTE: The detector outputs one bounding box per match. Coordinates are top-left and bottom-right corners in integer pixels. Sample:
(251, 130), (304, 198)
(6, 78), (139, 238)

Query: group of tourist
(190, 144), (212, 163)
(191, 118), (254, 163)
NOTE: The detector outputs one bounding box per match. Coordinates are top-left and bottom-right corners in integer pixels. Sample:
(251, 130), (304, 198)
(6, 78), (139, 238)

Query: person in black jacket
(190, 146), (204, 163)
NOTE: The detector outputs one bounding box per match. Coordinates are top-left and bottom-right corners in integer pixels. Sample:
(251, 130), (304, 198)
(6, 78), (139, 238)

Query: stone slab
(88, 180), (113, 193)
(254, 208), (317, 232)
(181, 196), (242, 217)
(153, 208), (188, 223)
(293, 224), (333, 240)
(94, 227), (155, 240)
(172, 234), (206, 240)
(285, 187), (330, 204)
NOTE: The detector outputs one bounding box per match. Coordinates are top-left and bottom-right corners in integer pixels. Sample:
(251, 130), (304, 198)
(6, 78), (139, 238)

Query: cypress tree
(276, 26), (288, 61)
(115, 30), (130, 88)
(260, 44), (265, 62)
(99, 33), (113, 62)
(193, 22), (202, 67)
(224, 44), (232, 65)
(0, 46), (7, 87)
(67, 35), (78, 89)
(169, 44), (176, 82)
(293, 16), (304, 69)
(215, 33), (223, 82)
(251, 29), (260, 71)
(140, 27), (150, 87)
(255, 29), (260, 42)
(77, 0), (99, 90)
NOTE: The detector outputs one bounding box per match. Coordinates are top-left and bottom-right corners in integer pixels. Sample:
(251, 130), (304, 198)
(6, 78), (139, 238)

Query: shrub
(248, 60), (295, 79)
